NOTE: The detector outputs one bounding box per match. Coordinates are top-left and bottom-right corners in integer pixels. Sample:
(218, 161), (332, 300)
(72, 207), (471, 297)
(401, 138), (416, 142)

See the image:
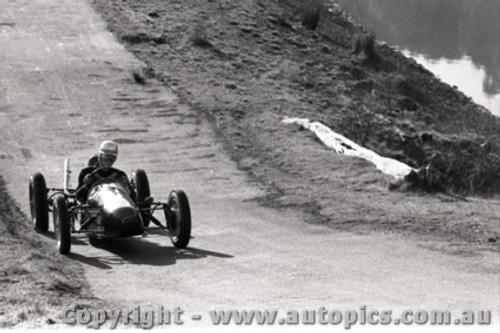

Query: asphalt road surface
(0, 0), (498, 328)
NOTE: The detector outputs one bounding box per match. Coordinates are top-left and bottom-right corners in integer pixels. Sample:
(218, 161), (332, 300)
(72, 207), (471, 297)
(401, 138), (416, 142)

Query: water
(337, 0), (500, 116)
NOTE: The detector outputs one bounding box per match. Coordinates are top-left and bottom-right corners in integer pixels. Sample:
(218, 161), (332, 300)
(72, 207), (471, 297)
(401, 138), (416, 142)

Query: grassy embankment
(0, 177), (102, 327)
(91, 0), (500, 243)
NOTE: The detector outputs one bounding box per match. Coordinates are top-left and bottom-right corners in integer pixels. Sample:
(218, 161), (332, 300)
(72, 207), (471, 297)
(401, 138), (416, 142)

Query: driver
(76, 140), (134, 203)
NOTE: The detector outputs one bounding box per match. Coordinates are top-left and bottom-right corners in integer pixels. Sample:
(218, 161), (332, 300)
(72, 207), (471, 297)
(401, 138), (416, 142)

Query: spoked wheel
(52, 194), (71, 254)
(29, 172), (49, 233)
(132, 169), (151, 227)
(166, 190), (191, 248)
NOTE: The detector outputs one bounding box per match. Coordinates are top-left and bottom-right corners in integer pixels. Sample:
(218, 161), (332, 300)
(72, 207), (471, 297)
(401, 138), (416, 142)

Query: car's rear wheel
(132, 169), (151, 227)
(53, 194), (71, 254)
(166, 190), (191, 248)
(29, 172), (49, 232)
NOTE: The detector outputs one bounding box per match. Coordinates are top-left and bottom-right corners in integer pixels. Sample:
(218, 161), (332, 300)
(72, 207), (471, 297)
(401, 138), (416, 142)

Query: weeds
(401, 136), (500, 195)
(292, 73), (316, 89)
(439, 142), (500, 195)
(190, 23), (212, 47)
(343, 96), (381, 147)
(13, 302), (45, 323)
(132, 69), (146, 84)
(300, 0), (325, 30)
(26, 303), (45, 317)
(269, 60), (316, 88)
(350, 105), (374, 146)
(132, 65), (156, 84)
(5, 266), (30, 276)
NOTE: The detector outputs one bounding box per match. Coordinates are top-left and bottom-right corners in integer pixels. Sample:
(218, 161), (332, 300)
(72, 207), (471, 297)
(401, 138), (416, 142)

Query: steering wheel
(89, 167), (121, 179)
(85, 167), (128, 188)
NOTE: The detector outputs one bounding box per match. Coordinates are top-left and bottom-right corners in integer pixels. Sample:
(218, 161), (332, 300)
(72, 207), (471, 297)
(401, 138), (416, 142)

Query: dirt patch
(0, 176), (105, 328)
(90, 0), (500, 245)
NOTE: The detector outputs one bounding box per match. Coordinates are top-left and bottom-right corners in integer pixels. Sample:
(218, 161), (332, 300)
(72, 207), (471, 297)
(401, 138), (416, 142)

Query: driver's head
(98, 140), (118, 168)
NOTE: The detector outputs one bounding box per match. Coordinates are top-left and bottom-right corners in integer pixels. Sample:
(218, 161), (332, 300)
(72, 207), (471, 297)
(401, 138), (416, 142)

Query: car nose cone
(113, 206), (137, 221)
(94, 183), (144, 237)
(104, 206), (144, 237)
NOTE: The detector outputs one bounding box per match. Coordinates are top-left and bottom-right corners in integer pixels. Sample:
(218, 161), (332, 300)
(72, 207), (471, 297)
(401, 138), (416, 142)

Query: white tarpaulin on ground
(283, 117), (416, 179)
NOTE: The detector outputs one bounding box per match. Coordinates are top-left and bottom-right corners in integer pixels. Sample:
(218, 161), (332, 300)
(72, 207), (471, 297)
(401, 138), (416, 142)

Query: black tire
(167, 190), (191, 248)
(29, 172), (49, 232)
(132, 169), (151, 226)
(53, 194), (71, 254)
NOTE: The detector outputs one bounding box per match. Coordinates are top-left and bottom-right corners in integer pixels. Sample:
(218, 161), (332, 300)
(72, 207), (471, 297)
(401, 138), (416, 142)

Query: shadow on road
(39, 230), (88, 245)
(68, 235), (233, 268)
(68, 252), (114, 270)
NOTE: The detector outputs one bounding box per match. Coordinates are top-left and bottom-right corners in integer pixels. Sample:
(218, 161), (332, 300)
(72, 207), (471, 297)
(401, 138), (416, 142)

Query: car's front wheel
(132, 169), (151, 227)
(166, 190), (191, 248)
(29, 172), (49, 232)
(53, 194), (71, 254)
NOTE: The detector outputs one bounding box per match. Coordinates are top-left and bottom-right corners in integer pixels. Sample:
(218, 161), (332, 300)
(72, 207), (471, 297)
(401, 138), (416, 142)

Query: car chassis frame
(29, 158), (191, 254)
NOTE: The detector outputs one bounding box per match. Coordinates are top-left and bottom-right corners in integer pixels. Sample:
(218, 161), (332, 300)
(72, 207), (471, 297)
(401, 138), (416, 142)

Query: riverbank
(90, 0), (500, 244)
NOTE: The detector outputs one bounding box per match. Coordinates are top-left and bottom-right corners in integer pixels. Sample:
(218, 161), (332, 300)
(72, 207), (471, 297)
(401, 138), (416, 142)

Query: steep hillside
(91, 0), (500, 244)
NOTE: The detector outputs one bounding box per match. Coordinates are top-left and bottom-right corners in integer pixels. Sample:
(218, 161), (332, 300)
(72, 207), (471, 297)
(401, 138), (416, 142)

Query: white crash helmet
(99, 140), (118, 157)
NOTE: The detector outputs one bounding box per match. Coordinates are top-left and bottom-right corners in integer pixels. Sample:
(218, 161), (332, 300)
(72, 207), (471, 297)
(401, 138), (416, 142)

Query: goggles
(99, 153), (117, 163)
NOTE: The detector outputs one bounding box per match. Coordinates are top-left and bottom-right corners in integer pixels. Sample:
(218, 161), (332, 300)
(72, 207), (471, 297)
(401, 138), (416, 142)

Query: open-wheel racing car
(29, 159), (191, 254)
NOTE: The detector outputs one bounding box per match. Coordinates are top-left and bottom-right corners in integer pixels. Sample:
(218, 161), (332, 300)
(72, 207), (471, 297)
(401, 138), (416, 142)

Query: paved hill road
(0, 0), (498, 328)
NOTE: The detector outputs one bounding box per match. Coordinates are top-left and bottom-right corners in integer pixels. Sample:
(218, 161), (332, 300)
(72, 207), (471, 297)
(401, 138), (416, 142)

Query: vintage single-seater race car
(28, 159), (191, 254)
